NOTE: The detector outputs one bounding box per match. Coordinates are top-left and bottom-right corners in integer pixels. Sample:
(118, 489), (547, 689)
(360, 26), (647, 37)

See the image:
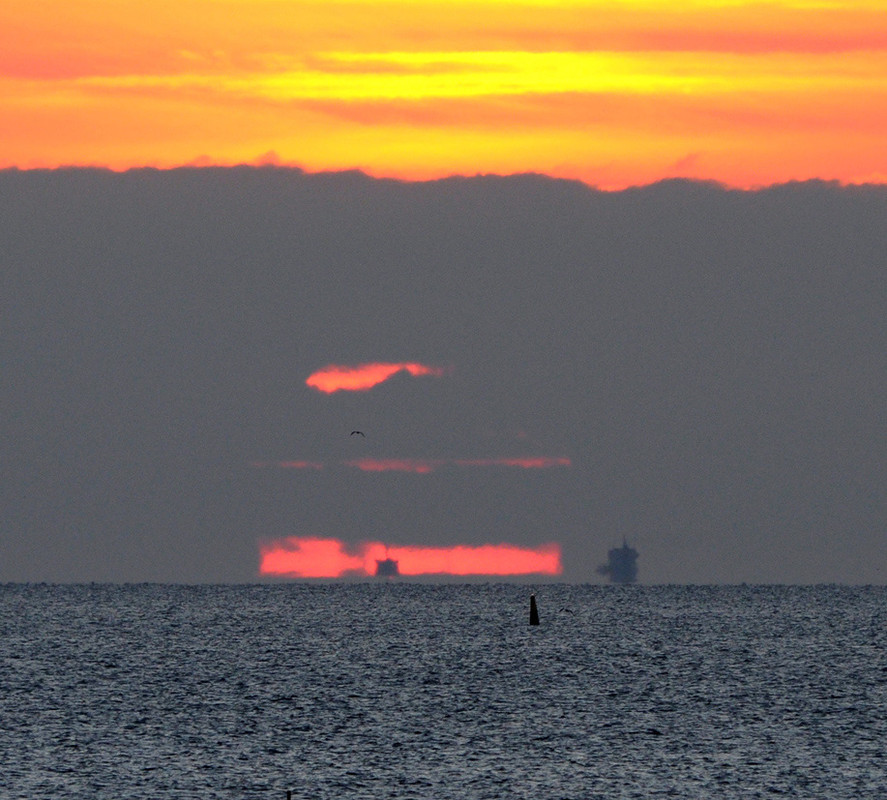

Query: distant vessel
(597, 539), (639, 584)
(375, 558), (400, 578)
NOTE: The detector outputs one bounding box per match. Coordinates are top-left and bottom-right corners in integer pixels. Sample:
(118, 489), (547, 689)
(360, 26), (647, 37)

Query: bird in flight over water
(350, 430), (365, 437)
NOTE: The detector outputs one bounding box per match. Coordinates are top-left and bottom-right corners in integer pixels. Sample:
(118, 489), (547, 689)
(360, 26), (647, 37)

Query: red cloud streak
(345, 458), (440, 473)
(251, 457), (571, 472)
(306, 362), (446, 393)
(259, 537), (562, 578)
(455, 457), (572, 469)
(345, 456), (572, 473)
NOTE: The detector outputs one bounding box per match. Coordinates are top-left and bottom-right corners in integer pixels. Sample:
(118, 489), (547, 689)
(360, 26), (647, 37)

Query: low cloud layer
(2, 168), (885, 583)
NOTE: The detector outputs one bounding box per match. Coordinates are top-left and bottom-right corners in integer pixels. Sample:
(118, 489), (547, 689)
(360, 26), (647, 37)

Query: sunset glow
(306, 363), (447, 393)
(259, 536), (562, 578)
(5, 1), (887, 187)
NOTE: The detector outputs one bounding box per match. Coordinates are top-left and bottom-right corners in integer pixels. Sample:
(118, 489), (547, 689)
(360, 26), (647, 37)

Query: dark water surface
(1, 584), (885, 798)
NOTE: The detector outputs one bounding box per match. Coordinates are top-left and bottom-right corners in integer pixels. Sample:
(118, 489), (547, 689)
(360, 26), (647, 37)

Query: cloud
(345, 458), (440, 473)
(6, 167), (886, 585)
(7, 1), (887, 188)
(250, 460), (324, 470)
(345, 456), (571, 472)
(259, 536), (562, 578)
(454, 456), (572, 469)
(306, 362), (447, 392)
(253, 457), (572, 472)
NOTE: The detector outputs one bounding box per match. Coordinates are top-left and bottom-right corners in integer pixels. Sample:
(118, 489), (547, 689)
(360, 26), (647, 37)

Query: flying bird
(350, 430), (365, 437)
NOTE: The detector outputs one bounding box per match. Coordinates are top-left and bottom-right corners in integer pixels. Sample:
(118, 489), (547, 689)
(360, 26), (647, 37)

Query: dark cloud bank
(2, 167), (885, 583)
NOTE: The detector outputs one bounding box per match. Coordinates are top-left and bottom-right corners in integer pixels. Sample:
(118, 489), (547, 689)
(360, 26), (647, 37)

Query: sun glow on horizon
(259, 536), (563, 578)
(4, 0), (887, 187)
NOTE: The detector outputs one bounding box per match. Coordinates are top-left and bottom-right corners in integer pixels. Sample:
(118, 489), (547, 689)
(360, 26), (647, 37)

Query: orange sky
(4, 0), (887, 188)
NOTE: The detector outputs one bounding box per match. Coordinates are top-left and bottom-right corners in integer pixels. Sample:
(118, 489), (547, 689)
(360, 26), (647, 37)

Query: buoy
(529, 593), (539, 625)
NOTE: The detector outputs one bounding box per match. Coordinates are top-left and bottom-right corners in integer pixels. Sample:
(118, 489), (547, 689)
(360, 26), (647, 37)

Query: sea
(1, 584), (884, 799)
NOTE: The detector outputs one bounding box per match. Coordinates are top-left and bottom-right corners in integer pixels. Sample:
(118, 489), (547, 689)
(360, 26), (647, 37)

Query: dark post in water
(529, 593), (539, 625)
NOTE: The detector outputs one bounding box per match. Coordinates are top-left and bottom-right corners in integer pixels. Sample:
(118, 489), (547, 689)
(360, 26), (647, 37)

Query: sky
(4, 0), (887, 188)
(1, 168), (885, 583)
(2, 2), (885, 583)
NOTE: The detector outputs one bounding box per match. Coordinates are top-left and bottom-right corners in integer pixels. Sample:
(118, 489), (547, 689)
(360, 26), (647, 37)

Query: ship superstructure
(597, 539), (639, 584)
(375, 557), (400, 577)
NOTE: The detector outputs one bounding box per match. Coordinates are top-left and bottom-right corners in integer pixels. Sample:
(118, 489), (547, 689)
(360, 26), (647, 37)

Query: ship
(597, 539), (639, 584)
(375, 558), (400, 577)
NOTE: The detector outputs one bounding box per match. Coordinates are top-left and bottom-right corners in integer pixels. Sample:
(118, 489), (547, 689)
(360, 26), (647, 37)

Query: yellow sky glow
(3, 0), (887, 187)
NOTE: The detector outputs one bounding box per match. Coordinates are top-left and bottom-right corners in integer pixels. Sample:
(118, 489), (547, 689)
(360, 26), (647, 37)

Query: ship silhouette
(375, 558), (399, 577)
(597, 539), (639, 584)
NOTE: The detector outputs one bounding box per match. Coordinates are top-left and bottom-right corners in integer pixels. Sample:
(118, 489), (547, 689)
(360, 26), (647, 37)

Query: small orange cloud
(306, 362), (447, 393)
(259, 536), (562, 578)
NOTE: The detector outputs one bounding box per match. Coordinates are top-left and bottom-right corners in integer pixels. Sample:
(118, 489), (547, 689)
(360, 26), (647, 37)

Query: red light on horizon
(306, 362), (447, 393)
(259, 537), (364, 578)
(259, 537), (562, 578)
(383, 542), (562, 576)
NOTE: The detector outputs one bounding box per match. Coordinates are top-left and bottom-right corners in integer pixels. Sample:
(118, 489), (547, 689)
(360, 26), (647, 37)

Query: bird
(350, 430), (365, 437)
